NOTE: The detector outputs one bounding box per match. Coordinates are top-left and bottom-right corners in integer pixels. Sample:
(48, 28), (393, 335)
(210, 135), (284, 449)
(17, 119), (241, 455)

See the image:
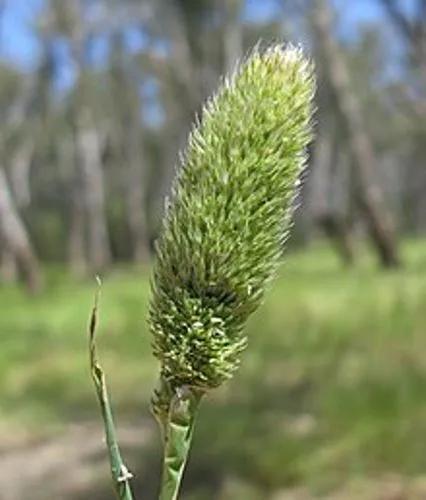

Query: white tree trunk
(9, 140), (33, 208)
(74, 110), (111, 272)
(0, 168), (41, 292)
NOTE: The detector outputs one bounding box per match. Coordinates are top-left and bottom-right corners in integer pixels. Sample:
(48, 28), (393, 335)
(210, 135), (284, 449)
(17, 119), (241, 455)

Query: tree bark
(310, 115), (356, 265)
(0, 168), (42, 292)
(69, 144), (88, 277)
(124, 132), (150, 263)
(57, 1), (112, 274)
(9, 139), (33, 208)
(0, 237), (17, 283)
(68, 192), (87, 277)
(312, 0), (401, 267)
(74, 110), (111, 273)
(109, 34), (151, 263)
(55, 130), (87, 277)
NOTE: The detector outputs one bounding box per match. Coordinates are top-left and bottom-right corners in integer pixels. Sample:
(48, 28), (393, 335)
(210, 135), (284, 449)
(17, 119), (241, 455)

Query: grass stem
(89, 278), (135, 500)
(158, 387), (202, 500)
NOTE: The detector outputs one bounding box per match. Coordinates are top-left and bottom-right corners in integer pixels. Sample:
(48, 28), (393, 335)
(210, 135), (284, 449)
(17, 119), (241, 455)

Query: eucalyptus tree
(43, 0), (111, 274)
(311, 0), (401, 267)
(107, 31), (151, 263)
(378, 0), (426, 233)
(0, 2), (42, 291)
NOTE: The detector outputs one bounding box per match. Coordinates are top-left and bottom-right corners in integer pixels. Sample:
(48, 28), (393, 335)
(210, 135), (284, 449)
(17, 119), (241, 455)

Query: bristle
(149, 44), (316, 393)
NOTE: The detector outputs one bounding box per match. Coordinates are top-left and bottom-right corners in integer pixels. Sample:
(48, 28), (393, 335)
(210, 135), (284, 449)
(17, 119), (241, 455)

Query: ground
(1, 240), (426, 499)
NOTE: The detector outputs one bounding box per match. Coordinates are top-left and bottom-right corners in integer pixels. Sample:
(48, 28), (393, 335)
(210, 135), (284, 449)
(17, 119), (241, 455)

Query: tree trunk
(62, 2), (111, 274)
(310, 115), (356, 265)
(109, 34), (151, 264)
(9, 140), (33, 208)
(0, 168), (42, 292)
(318, 214), (356, 265)
(74, 110), (111, 273)
(312, 0), (401, 267)
(69, 192), (87, 277)
(0, 238), (17, 283)
(58, 130), (87, 277)
(68, 164), (87, 278)
(125, 134), (150, 263)
(125, 163), (150, 263)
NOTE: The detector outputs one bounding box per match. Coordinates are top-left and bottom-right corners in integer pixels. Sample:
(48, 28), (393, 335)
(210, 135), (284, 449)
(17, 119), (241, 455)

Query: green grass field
(2, 240), (426, 498)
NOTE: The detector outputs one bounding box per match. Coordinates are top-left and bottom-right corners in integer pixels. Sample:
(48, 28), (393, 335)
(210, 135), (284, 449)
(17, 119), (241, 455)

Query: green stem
(158, 386), (202, 500)
(89, 278), (135, 500)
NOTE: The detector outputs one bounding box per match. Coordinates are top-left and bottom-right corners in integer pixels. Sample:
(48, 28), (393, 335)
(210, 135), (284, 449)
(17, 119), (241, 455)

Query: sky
(0, 0), (407, 129)
(0, 0), (43, 70)
(0, 0), (398, 74)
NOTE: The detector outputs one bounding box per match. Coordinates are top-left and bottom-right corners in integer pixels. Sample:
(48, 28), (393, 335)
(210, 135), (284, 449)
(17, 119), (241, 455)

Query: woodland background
(0, 1), (426, 499)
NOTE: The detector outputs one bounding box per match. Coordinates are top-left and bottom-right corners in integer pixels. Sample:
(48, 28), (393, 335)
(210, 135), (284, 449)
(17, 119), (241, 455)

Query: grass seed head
(149, 44), (315, 393)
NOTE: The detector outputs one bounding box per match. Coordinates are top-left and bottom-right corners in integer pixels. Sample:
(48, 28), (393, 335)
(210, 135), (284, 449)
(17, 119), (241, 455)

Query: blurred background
(0, 0), (425, 498)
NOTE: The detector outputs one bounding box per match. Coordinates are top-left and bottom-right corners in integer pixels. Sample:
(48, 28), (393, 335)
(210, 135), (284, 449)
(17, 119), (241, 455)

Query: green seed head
(149, 44), (315, 394)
